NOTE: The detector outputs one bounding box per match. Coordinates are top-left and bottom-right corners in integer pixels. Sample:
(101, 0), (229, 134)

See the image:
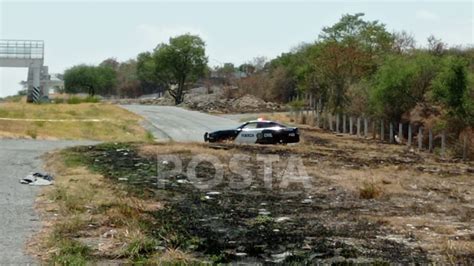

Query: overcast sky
(0, 0), (473, 97)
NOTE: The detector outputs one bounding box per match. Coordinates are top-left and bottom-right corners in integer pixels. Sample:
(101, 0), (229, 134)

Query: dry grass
(359, 180), (384, 199)
(0, 102), (148, 141)
(290, 128), (474, 263)
(29, 150), (170, 263)
(28, 123), (474, 263)
(139, 142), (232, 160)
(147, 248), (196, 264)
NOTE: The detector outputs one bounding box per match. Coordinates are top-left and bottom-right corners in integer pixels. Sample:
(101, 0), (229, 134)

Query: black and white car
(204, 119), (300, 144)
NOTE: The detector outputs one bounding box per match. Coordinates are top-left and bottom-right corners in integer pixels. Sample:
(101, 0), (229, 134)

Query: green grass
(145, 130), (155, 142)
(51, 238), (92, 265)
(123, 236), (159, 260)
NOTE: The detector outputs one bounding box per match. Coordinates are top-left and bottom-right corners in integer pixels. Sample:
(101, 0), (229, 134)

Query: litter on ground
(20, 172), (54, 186)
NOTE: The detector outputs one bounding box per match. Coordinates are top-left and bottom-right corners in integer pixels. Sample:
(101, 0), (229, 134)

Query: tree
(63, 65), (117, 96)
(116, 59), (141, 98)
(316, 13), (394, 112)
(319, 13), (394, 54)
(393, 31), (416, 53)
(251, 56), (268, 71)
(432, 56), (472, 124)
(137, 52), (163, 94)
(153, 34), (208, 104)
(99, 58), (120, 71)
(369, 53), (438, 121)
(427, 35), (446, 56)
(238, 63), (256, 76)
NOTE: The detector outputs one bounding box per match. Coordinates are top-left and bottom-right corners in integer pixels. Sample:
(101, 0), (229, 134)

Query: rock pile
(182, 93), (284, 113)
(110, 92), (286, 113)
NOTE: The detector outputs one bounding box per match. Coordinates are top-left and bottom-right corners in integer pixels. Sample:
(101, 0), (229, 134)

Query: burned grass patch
(58, 142), (434, 264)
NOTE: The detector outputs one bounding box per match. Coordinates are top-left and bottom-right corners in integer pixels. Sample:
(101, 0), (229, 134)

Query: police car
(204, 119), (299, 144)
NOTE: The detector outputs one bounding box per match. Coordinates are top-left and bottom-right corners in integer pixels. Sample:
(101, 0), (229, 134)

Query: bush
(67, 96), (82, 104)
(26, 128), (38, 139)
(66, 96), (100, 104)
(359, 181), (383, 199)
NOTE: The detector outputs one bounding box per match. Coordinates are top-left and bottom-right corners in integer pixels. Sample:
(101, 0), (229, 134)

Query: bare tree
(393, 31), (416, 53)
(427, 35), (446, 55)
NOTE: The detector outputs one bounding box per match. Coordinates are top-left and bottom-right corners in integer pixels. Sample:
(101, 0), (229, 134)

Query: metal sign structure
(0, 40), (50, 102)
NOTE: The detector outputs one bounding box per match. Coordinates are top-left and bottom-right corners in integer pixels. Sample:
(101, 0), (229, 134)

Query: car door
(234, 122), (261, 144)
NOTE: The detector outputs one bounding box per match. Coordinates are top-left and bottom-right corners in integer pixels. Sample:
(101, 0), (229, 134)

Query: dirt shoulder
(31, 129), (474, 264)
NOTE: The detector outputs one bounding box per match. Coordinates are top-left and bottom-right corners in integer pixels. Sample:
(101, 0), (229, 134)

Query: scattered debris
(20, 172), (54, 186)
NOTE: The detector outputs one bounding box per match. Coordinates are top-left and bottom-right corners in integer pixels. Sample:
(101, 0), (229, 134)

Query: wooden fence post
(364, 118), (369, 138)
(357, 117), (361, 137)
(398, 123), (403, 143)
(418, 127), (423, 150)
(407, 124), (412, 147)
(288, 97), (293, 117)
(441, 131), (446, 158)
(380, 120), (384, 141)
(318, 99), (322, 128)
(313, 98), (317, 117)
(316, 109), (320, 128)
(463, 135), (467, 161)
(429, 128), (433, 153)
(372, 120), (376, 139)
(390, 123), (394, 143)
(349, 117), (353, 135)
(342, 114), (347, 134)
(328, 113), (333, 131)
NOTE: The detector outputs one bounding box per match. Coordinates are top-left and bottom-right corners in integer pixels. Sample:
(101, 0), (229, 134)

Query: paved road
(0, 139), (96, 264)
(121, 105), (240, 142)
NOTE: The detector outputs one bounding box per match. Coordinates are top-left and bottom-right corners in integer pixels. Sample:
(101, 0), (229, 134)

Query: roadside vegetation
(56, 13), (473, 152)
(31, 133), (473, 263)
(0, 101), (149, 141)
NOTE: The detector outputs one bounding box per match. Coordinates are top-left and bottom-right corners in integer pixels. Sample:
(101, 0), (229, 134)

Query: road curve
(121, 105), (240, 142)
(0, 139), (96, 263)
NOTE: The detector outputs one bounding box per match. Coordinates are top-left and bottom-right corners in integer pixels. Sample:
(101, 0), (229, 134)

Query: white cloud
(416, 10), (439, 21)
(135, 24), (207, 50)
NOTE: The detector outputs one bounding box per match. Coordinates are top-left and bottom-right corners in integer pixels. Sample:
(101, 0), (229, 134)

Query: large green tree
(369, 53), (438, 121)
(432, 56), (473, 125)
(63, 65), (117, 96)
(316, 13), (394, 112)
(152, 34), (208, 104)
(137, 52), (163, 94)
(116, 59), (141, 98)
